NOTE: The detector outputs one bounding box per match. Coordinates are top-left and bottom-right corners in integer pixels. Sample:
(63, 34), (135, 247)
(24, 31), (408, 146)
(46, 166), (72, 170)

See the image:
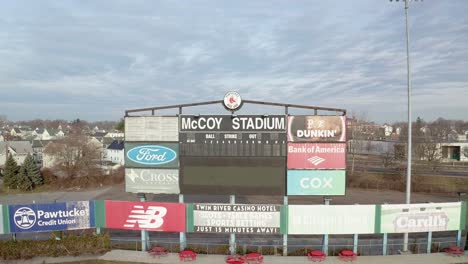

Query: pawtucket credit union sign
(105, 200), (185, 232)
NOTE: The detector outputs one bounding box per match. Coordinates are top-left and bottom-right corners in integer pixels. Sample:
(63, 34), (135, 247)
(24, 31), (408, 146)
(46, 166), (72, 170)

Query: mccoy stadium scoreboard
(124, 92), (346, 196)
(179, 115), (287, 157)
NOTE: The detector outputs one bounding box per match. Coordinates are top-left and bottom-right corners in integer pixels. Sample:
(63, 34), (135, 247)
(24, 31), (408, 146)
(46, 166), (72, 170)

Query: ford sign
(127, 145), (177, 165)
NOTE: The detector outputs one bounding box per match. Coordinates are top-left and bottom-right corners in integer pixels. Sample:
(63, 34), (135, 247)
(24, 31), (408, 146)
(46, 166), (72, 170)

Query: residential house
(33, 128), (65, 140)
(33, 128), (51, 140)
(105, 132), (124, 138)
(43, 136), (104, 169)
(10, 128), (22, 137)
(106, 140), (124, 165)
(0, 141), (34, 168)
(31, 140), (53, 167)
(382, 124), (393, 137)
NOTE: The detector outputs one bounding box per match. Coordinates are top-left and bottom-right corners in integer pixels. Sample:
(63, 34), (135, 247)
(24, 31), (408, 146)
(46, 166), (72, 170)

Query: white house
(105, 132), (124, 138)
(382, 124), (393, 137)
(0, 141), (34, 167)
(33, 128), (52, 140)
(106, 140), (124, 165)
(440, 142), (468, 162)
(10, 128), (22, 137)
(43, 136), (104, 169)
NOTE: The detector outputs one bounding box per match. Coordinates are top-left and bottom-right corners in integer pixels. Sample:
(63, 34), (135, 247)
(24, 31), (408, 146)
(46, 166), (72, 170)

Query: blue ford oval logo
(127, 145), (177, 165)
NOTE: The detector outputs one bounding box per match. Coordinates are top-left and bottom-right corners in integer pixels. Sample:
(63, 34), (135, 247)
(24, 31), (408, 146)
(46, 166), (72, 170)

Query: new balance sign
(287, 143), (346, 169)
(105, 201), (185, 232)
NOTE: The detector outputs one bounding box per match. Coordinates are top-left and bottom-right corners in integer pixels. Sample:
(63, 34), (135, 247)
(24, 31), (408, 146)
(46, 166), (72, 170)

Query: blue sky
(0, 0), (467, 123)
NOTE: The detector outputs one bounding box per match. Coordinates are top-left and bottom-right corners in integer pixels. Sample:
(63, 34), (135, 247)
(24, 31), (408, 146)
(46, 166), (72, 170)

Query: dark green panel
(374, 204), (381, 234)
(180, 157), (285, 195)
(94, 200), (106, 228)
(186, 204), (194, 232)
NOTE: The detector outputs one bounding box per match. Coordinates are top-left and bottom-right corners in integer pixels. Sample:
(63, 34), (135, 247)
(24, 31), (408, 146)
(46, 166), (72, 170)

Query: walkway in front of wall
(4, 249), (467, 264)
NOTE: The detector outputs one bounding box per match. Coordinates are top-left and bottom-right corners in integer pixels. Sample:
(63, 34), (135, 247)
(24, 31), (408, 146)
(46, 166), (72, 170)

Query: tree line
(2, 154), (44, 191)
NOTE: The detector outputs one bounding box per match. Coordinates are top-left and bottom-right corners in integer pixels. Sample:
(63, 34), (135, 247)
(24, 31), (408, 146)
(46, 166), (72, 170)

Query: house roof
(0, 141), (33, 155)
(13, 128), (22, 133)
(107, 140), (124, 150)
(93, 131), (107, 138)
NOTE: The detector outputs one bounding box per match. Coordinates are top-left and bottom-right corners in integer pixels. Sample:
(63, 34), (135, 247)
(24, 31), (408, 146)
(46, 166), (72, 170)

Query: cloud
(0, 0), (467, 123)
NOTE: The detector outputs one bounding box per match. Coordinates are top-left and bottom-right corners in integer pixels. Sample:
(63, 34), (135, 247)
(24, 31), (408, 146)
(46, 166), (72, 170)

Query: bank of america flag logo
(307, 156), (325, 166)
(124, 205), (167, 229)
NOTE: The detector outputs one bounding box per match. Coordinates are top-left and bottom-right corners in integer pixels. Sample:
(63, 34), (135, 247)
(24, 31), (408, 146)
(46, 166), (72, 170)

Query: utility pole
(389, 0), (422, 252)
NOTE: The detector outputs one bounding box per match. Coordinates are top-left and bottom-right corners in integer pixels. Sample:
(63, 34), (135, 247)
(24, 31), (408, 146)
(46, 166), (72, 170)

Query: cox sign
(125, 143), (179, 168)
(287, 170), (346, 195)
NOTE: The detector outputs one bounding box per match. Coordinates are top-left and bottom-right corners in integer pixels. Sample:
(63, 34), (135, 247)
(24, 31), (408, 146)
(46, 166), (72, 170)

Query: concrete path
(2, 249), (467, 264)
(99, 250), (468, 264)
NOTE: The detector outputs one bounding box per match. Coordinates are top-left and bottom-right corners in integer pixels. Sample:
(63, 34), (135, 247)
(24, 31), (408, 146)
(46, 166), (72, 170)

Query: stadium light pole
(389, 0), (421, 252)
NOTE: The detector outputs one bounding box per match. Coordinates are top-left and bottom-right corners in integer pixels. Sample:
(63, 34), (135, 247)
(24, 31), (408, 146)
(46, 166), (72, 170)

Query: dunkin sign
(288, 116), (346, 142)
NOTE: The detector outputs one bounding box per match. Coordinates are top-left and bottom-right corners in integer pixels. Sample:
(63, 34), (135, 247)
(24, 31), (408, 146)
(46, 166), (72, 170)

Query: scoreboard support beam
(283, 196), (288, 256)
(427, 231), (432, 253)
(383, 233), (388, 256)
(322, 198), (332, 254)
(353, 234), (358, 254)
(179, 194), (186, 251)
(139, 194), (149, 252)
(229, 195), (236, 255)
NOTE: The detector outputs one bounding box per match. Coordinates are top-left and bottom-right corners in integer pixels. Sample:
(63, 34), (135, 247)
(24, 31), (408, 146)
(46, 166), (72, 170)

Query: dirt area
(0, 182), (461, 206)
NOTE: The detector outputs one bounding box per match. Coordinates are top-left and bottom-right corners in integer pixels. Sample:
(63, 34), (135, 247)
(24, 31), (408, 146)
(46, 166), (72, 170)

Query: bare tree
(347, 112), (370, 175)
(43, 133), (103, 179)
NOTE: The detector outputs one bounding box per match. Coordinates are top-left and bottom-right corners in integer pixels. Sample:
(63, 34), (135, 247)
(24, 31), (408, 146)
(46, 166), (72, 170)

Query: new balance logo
(307, 156), (325, 166)
(124, 205), (167, 229)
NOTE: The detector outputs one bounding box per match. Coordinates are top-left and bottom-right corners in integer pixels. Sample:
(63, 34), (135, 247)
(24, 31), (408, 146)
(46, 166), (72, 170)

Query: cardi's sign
(380, 202), (465, 233)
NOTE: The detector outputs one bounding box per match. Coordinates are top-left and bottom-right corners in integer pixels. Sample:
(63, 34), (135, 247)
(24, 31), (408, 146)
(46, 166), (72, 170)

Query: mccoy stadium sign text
(181, 115), (285, 132)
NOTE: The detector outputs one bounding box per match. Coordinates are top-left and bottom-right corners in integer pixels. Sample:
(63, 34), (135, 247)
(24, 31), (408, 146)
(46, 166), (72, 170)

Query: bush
(0, 234), (110, 260)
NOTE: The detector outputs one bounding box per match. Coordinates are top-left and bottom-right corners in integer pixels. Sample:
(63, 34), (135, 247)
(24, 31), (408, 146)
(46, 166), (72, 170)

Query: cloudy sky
(0, 0), (467, 123)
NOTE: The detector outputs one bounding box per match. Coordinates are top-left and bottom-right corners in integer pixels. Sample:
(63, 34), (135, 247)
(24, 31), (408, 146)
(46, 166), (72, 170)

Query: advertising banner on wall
(125, 142), (179, 168)
(380, 202), (465, 233)
(188, 203), (281, 234)
(287, 116), (346, 142)
(287, 143), (346, 169)
(125, 169), (180, 194)
(288, 205), (376, 234)
(0, 205), (4, 234)
(8, 201), (95, 233)
(105, 201), (185, 232)
(287, 170), (346, 195)
(180, 157), (286, 195)
(125, 116), (179, 142)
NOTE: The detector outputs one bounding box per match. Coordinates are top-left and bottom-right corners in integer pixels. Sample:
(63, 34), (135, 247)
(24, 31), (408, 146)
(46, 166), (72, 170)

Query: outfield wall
(1, 201), (465, 235)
